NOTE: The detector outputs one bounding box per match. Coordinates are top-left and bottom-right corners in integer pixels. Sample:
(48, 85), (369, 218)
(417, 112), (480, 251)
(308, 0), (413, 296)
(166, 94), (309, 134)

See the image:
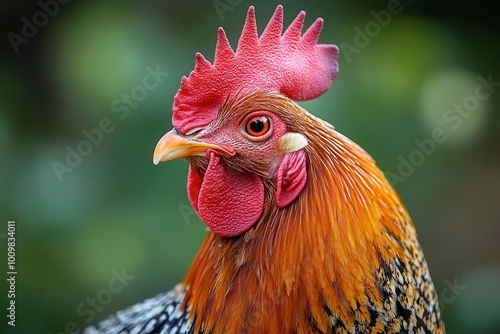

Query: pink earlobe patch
(189, 152), (265, 237)
(276, 150), (307, 208)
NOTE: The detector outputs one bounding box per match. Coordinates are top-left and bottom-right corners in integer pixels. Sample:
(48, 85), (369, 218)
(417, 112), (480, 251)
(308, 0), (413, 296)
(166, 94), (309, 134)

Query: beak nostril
(153, 129), (235, 165)
(185, 127), (205, 137)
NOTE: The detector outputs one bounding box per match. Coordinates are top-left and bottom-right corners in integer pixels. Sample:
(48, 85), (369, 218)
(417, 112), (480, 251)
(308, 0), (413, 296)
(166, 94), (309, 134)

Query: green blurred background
(1, 0), (499, 333)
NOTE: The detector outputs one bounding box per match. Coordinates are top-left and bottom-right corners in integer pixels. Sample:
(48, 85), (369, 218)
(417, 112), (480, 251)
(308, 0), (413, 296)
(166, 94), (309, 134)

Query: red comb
(172, 5), (339, 134)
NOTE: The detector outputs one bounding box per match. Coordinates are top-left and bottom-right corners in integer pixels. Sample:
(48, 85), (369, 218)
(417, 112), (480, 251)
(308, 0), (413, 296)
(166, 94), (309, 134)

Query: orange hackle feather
(180, 93), (434, 333)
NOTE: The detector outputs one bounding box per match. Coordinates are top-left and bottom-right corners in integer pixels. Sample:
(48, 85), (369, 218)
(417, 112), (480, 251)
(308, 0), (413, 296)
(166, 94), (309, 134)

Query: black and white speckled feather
(80, 284), (194, 334)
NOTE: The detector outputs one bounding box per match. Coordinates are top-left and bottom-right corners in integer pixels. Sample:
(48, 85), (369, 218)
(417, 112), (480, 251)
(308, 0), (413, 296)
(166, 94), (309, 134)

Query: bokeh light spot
(419, 68), (490, 147)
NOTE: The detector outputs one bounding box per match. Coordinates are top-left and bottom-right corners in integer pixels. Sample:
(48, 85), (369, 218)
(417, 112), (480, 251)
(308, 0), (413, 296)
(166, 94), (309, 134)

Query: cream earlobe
(278, 132), (308, 153)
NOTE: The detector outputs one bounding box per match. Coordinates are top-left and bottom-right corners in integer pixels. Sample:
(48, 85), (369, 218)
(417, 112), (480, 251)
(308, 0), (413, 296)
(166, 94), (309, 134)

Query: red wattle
(187, 166), (203, 214)
(187, 152), (264, 237)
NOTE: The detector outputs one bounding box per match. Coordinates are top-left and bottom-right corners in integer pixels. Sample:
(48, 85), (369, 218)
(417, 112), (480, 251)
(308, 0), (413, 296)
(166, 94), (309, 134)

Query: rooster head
(153, 5), (339, 237)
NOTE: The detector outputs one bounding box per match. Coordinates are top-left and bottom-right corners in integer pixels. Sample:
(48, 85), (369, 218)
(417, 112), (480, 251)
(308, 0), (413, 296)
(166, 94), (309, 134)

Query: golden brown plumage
(180, 92), (444, 333)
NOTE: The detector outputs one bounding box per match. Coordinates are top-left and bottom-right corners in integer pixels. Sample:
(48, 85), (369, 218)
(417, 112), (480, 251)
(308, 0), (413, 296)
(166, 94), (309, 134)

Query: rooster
(83, 5), (444, 334)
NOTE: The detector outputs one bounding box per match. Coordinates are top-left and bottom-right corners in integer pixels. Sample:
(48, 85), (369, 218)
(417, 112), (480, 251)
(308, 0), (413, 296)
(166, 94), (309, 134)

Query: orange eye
(245, 116), (271, 137)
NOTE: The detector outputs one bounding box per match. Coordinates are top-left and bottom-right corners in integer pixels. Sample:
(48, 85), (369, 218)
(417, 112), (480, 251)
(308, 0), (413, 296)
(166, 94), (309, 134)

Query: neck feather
(182, 114), (415, 333)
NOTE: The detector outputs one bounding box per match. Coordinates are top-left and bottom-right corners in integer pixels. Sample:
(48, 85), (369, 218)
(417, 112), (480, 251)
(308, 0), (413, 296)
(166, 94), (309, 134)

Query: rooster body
(84, 6), (444, 334)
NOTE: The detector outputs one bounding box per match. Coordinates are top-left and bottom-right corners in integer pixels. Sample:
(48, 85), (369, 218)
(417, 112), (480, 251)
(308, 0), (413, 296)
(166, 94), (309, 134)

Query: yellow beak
(153, 129), (232, 165)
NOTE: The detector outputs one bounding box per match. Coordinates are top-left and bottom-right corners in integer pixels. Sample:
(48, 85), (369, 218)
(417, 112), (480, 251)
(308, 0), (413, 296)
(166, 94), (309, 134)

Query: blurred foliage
(0, 0), (499, 333)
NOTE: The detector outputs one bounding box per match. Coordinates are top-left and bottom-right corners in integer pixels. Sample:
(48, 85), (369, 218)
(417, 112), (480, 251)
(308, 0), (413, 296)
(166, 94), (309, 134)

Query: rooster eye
(245, 116), (271, 137)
